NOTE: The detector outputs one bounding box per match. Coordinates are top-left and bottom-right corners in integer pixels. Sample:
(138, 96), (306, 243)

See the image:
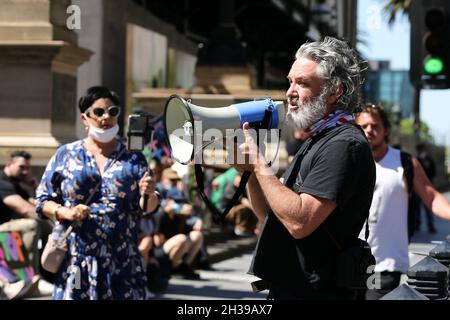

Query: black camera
(127, 111), (155, 214)
(127, 112), (154, 152)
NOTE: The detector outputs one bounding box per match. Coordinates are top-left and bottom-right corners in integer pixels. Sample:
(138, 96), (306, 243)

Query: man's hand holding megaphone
(231, 122), (273, 176)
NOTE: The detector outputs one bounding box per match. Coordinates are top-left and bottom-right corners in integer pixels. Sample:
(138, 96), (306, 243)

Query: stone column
(0, 0), (91, 166)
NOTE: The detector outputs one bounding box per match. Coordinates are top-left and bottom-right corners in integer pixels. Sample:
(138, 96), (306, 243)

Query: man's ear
(327, 84), (343, 105)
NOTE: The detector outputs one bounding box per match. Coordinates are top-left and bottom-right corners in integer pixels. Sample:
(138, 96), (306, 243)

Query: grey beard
(286, 92), (328, 131)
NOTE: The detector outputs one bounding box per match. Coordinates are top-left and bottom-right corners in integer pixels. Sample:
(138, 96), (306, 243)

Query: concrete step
(207, 237), (257, 264)
(203, 226), (234, 246)
(204, 227), (257, 264)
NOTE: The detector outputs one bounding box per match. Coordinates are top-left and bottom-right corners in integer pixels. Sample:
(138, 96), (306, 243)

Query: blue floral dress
(36, 139), (148, 300)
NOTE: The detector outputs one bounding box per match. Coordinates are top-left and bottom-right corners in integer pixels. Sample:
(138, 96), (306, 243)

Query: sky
(357, 0), (450, 147)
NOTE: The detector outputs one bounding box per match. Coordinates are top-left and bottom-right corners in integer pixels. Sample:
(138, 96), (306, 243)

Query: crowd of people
(0, 86), (259, 300)
(1, 36), (450, 301)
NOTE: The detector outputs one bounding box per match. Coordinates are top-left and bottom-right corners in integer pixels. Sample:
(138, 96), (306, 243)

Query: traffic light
(410, 0), (450, 88)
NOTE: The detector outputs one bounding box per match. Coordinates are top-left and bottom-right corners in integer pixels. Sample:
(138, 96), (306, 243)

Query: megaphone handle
(254, 108), (272, 147)
(258, 109), (273, 130)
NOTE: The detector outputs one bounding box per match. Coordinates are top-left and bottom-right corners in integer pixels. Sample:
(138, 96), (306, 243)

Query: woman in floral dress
(36, 86), (158, 300)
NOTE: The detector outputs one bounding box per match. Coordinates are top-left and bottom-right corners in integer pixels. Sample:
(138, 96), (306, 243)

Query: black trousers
(364, 271), (402, 300)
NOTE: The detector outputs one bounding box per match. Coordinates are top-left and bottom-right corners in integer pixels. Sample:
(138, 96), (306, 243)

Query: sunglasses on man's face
(86, 106), (121, 118)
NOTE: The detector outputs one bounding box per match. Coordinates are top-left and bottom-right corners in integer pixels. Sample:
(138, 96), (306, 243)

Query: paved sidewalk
(405, 191), (450, 283)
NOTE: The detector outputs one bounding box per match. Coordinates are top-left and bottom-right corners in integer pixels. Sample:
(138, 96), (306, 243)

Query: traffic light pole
(409, 0), (450, 89)
(412, 84), (422, 145)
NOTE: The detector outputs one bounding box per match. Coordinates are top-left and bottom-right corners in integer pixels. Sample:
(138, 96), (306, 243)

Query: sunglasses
(86, 106), (121, 118)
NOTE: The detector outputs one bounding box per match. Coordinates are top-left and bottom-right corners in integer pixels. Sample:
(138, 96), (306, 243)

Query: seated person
(0, 150), (53, 297)
(211, 168), (238, 210)
(157, 168), (204, 232)
(138, 215), (159, 298)
(223, 175), (258, 237)
(154, 169), (203, 280)
(138, 215), (156, 266)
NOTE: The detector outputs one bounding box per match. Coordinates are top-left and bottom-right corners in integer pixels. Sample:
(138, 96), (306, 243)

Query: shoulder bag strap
(400, 151), (414, 197)
(400, 151), (416, 241)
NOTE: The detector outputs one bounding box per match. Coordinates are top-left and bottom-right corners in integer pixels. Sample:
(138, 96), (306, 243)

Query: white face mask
(88, 124), (119, 143)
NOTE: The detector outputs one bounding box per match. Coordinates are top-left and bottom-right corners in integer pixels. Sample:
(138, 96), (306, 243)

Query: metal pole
(336, 0), (357, 46)
(413, 85), (422, 145)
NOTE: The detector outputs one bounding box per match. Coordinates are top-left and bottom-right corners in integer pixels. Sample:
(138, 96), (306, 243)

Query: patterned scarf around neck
(304, 110), (354, 137)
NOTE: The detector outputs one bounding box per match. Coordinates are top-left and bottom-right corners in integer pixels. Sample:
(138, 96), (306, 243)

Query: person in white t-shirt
(355, 104), (450, 300)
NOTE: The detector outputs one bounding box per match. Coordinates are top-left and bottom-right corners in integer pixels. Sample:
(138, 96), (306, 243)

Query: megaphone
(163, 94), (285, 164)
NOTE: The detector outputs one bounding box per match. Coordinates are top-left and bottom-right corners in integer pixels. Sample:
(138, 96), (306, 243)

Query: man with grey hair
(231, 37), (375, 299)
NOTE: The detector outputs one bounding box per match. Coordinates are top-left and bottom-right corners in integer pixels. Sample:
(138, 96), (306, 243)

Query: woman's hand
(139, 172), (159, 213)
(139, 171), (156, 196)
(60, 204), (91, 221)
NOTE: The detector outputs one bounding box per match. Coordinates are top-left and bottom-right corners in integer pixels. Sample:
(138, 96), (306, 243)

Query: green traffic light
(424, 56), (444, 74)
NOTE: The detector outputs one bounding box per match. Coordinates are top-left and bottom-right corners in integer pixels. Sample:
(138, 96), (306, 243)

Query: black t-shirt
(153, 211), (190, 239)
(249, 124), (375, 295)
(0, 171), (30, 224)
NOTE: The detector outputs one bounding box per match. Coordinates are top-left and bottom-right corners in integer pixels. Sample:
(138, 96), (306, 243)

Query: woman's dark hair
(78, 86), (120, 113)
